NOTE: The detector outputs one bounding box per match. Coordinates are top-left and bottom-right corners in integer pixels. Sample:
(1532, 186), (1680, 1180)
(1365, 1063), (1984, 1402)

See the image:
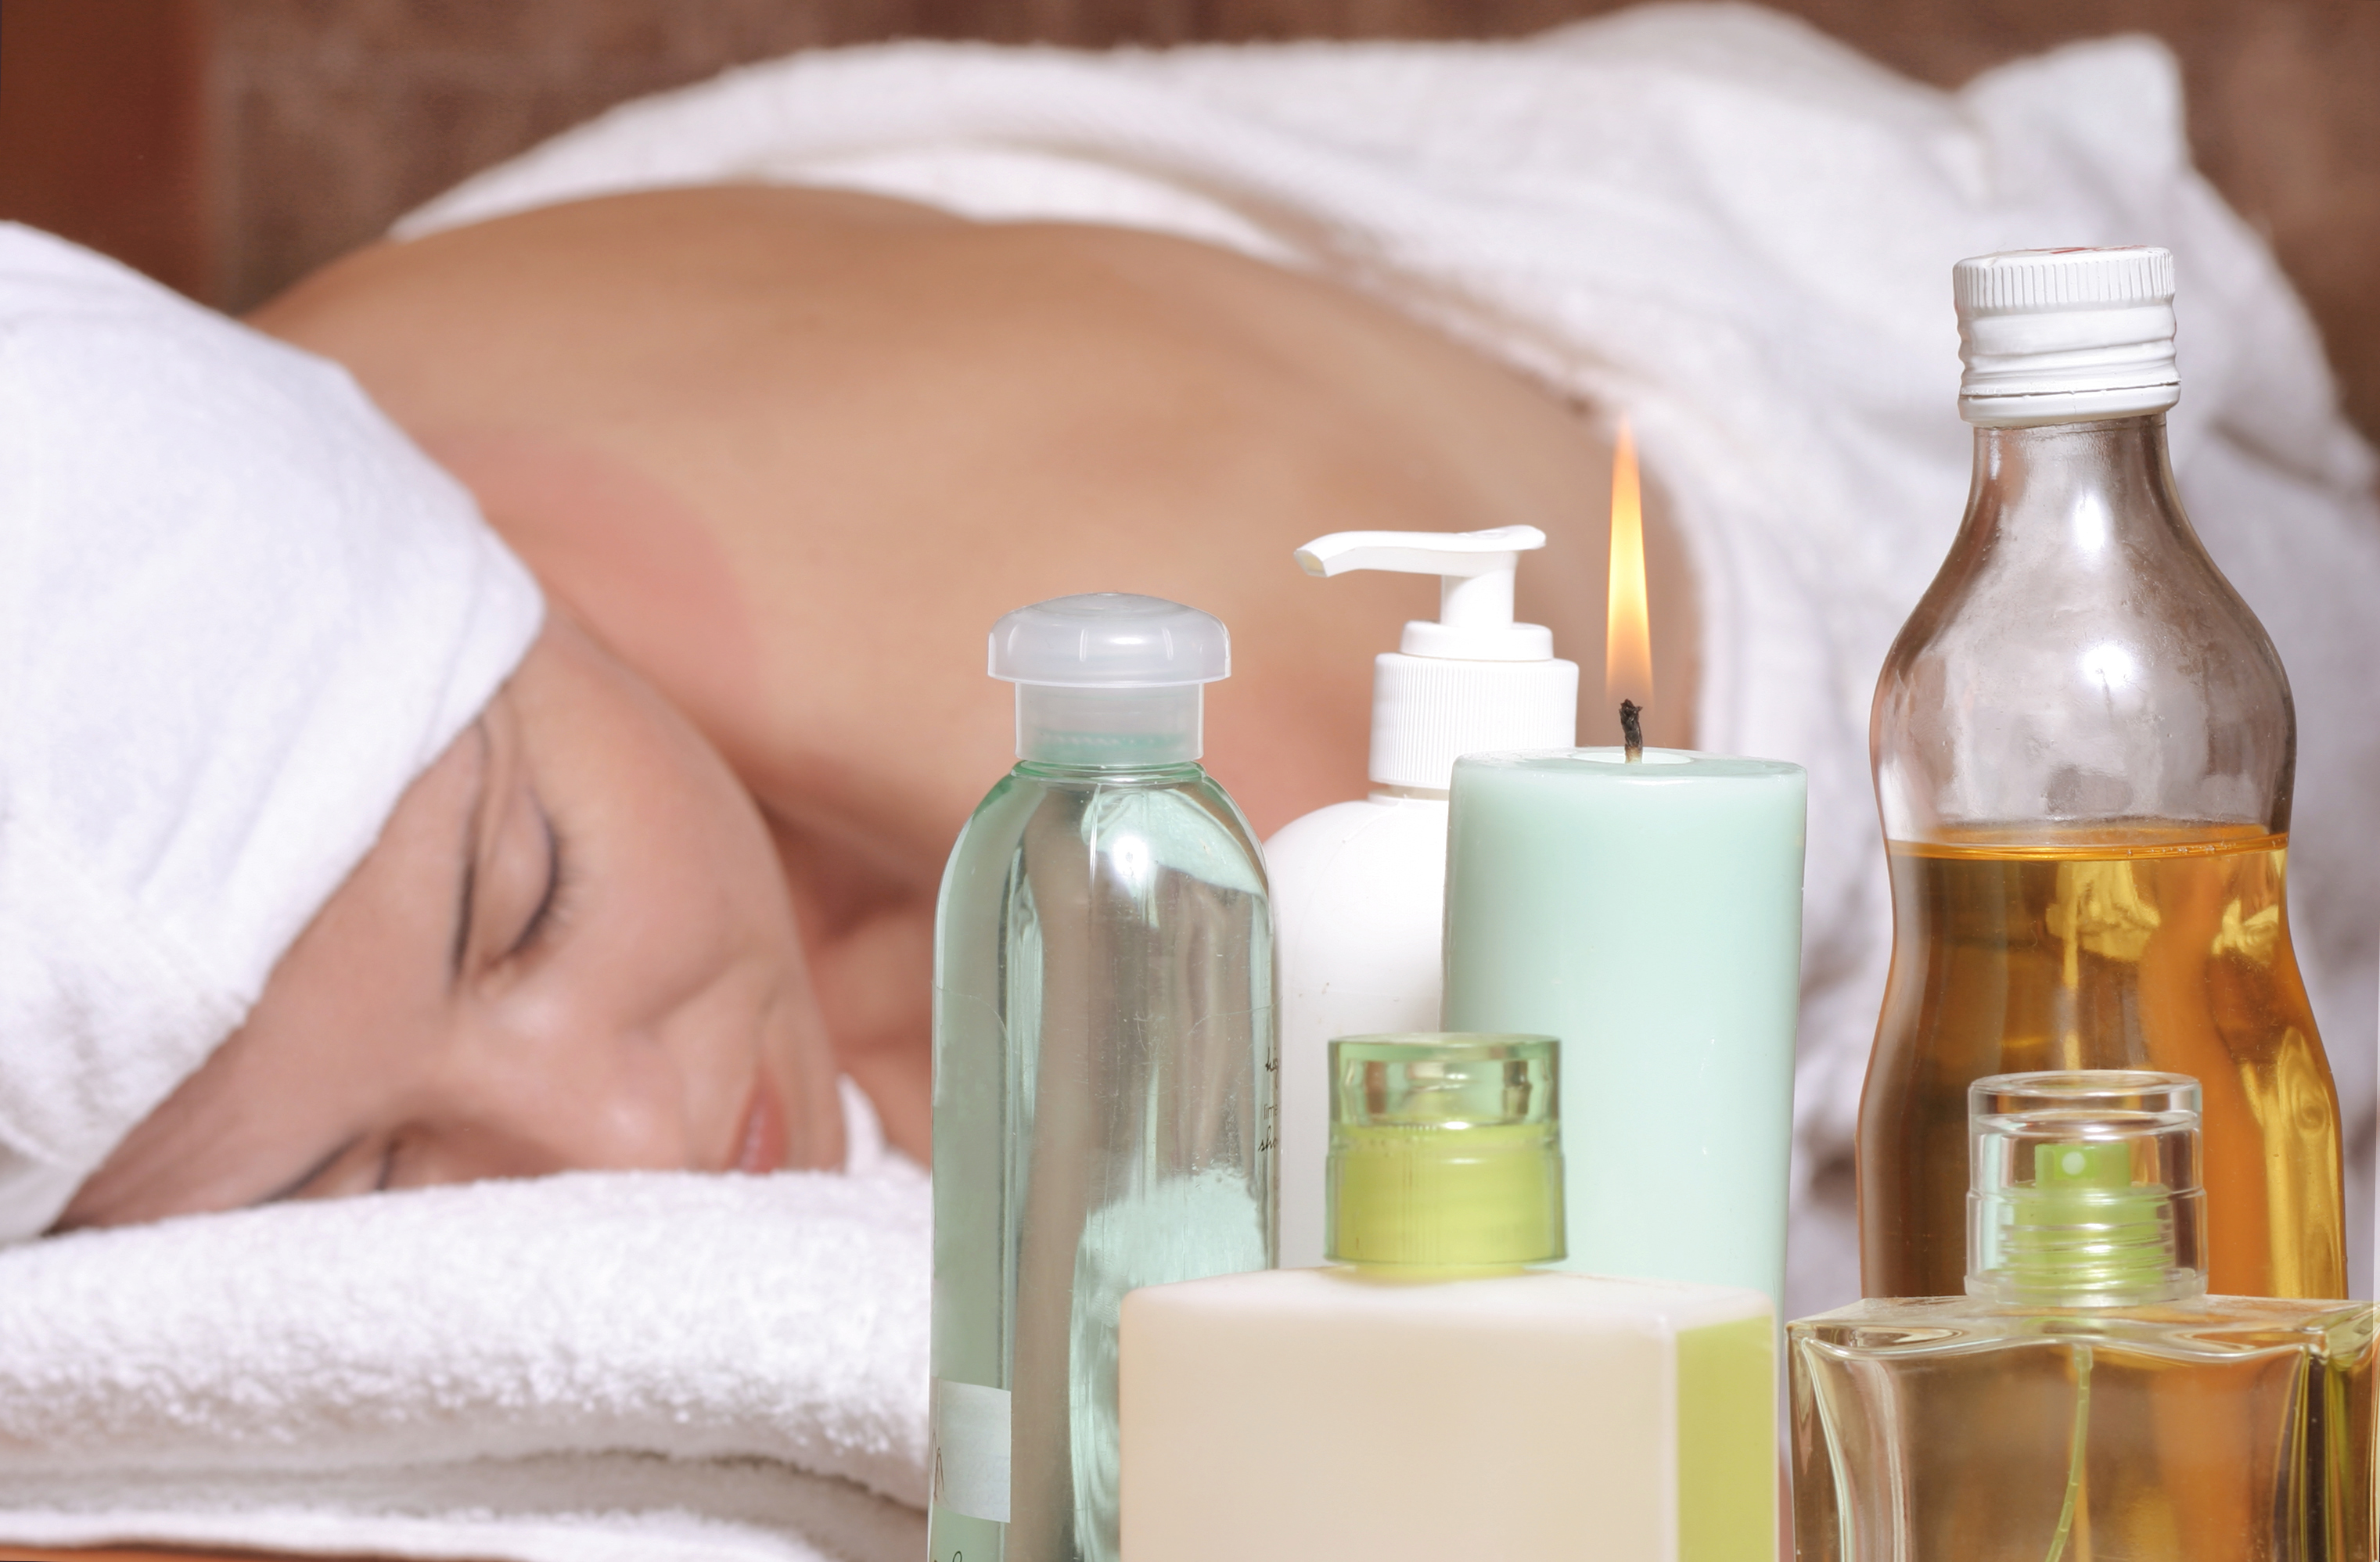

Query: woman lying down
(0, 192), (1632, 1561)
(55, 182), (1627, 1230)
(6, 13), (2380, 1562)
(0, 188), (1672, 1562)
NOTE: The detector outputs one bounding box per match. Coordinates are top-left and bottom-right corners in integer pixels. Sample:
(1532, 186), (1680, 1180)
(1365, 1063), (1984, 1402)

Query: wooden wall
(4, 0), (2377, 441)
(0, 0), (214, 297)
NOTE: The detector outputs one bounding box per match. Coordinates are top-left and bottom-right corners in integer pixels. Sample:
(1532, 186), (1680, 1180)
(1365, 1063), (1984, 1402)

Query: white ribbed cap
(1954, 247), (2179, 427)
(1371, 655), (1577, 788)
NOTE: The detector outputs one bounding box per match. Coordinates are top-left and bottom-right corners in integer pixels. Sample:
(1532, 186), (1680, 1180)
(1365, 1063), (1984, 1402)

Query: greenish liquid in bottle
(931, 759), (1275, 1562)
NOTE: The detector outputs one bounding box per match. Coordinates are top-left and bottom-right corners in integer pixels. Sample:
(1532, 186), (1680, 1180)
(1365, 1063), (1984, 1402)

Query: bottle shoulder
(937, 761), (1273, 915)
(1265, 795), (1450, 907)
(1132, 1265), (1767, 1334)
(1791, 1294), (2375, 1362)
(955, 762), (1266, 850)
(1267, 795), (1448, 851)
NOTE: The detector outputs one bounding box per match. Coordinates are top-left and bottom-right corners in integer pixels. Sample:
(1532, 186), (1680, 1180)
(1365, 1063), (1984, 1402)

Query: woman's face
(59, 613), (845, 1228)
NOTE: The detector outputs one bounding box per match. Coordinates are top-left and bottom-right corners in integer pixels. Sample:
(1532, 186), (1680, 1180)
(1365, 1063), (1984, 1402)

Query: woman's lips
(733, 1071), (789, 1175)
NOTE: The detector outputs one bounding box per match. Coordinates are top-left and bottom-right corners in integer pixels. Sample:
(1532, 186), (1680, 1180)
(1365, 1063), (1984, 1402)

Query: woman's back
(251, 184), (1695, 1151)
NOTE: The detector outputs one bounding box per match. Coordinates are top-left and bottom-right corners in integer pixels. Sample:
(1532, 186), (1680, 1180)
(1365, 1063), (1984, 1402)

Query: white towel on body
(401, 2), (2380, 1312)
(0, 1085), (930, 1562)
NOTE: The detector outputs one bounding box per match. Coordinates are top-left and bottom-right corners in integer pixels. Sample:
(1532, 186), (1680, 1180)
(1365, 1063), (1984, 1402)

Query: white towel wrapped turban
(0, 225), (545, 1242)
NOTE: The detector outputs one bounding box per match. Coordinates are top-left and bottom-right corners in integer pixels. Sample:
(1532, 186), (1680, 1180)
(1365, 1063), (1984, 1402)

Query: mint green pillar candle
(1442, 748), (1806, 1315)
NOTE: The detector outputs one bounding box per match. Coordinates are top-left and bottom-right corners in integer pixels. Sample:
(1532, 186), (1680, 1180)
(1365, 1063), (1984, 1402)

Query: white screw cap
(1954, 246), (2180, 427)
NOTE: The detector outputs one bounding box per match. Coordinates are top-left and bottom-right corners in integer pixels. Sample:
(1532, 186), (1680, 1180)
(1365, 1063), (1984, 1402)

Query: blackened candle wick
(1620, 699), (1645, 763)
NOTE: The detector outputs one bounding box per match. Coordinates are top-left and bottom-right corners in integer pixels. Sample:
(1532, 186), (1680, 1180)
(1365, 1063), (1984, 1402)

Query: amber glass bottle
(1859, 248), (2343, 1301)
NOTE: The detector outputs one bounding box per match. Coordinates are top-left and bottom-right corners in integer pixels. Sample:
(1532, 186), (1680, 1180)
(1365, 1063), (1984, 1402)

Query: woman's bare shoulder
(249, 183), (1652, 844)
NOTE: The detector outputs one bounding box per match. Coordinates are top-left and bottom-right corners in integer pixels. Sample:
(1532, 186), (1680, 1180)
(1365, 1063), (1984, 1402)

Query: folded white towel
(0, 1142), (930, 1561)
(408, 4), (2380, 1313)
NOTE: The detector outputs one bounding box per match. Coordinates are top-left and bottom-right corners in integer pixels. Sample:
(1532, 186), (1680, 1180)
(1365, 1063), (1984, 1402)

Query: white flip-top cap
(1955, 246), (2180, 427)
(988, 593), (1227, 765)
(989, 592), (1228, 687)
(1296, 526), (1577, 789)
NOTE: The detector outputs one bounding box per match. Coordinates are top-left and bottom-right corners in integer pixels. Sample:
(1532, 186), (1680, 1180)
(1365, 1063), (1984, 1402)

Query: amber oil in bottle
(1860, 827), (2340, 1299)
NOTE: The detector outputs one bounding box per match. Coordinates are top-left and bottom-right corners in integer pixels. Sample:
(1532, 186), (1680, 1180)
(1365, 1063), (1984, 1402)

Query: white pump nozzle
(1295, 525), (1549, 660)
(1293, 524), (1577, 788)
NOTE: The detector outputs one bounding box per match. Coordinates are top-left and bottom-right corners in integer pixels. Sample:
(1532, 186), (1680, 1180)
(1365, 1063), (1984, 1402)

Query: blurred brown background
(4, 0), (2378, 441)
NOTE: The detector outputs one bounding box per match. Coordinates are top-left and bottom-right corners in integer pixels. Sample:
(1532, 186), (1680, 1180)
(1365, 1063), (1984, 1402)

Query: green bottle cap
(1966, 1071), (2207, 1306)
(1325, 1034), (1564, 1269)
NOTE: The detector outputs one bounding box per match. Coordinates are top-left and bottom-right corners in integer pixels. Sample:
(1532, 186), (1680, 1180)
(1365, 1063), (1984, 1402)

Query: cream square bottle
(1117, 1034), (1774, 1562)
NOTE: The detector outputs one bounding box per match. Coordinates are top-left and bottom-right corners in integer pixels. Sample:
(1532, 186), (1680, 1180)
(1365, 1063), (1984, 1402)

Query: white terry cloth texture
(0, 224), (545, 1242)
(408, 3), (2380, 1315)
(0, 1085), (932, 1562)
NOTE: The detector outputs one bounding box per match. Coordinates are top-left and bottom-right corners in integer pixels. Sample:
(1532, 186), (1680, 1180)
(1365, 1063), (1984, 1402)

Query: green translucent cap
(1967, 1070), (2207, 1306)
(1326, 1034), (1563, 1269)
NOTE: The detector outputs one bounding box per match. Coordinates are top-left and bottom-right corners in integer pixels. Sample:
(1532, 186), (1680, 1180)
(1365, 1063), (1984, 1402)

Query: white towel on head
(407, 4), (2380, 1312)
(0, 1086), (932, 1562)
(0, 224), (545, 1241)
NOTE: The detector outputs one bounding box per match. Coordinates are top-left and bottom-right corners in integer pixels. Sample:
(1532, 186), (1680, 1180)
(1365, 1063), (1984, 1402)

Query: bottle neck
(1872, 410), (2295, 842)
(1013, 684), (1203, 767)
(1962, 415), (2188, 560)
(1014, 758), (1205, 783)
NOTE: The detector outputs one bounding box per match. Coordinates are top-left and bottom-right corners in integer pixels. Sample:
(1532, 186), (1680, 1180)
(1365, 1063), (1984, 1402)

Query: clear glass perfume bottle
(1796, 1072), (2375, 1562)
(930, 594), (1275, 1562)
(1861, 246), (2342, 1301)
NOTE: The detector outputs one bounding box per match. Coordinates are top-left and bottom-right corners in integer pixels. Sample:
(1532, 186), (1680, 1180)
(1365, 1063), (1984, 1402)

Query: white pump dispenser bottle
(1264, 526), (1578, 1267)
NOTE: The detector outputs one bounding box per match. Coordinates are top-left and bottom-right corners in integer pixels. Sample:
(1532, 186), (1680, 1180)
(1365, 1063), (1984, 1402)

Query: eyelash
(509, 812), (576, 961)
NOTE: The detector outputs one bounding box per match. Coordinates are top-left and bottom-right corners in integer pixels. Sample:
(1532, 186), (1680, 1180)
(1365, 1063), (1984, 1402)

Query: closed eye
(260, 1136), (364, 1205)
(507, 804), (569, 960)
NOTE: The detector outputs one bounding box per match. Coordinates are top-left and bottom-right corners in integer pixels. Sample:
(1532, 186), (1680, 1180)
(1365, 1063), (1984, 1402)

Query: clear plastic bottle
(929, 594), (1275, 1562)
(1860, 247), (2343, 1301)
(1796, 1072), (2376, 1561)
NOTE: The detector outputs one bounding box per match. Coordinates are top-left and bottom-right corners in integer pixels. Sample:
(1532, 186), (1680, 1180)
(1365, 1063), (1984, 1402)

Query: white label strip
(929, 1377), (1012, 1524)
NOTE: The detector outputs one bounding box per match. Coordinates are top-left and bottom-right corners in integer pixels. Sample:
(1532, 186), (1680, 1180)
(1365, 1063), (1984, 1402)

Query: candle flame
(1605, 419), (1654, 716)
